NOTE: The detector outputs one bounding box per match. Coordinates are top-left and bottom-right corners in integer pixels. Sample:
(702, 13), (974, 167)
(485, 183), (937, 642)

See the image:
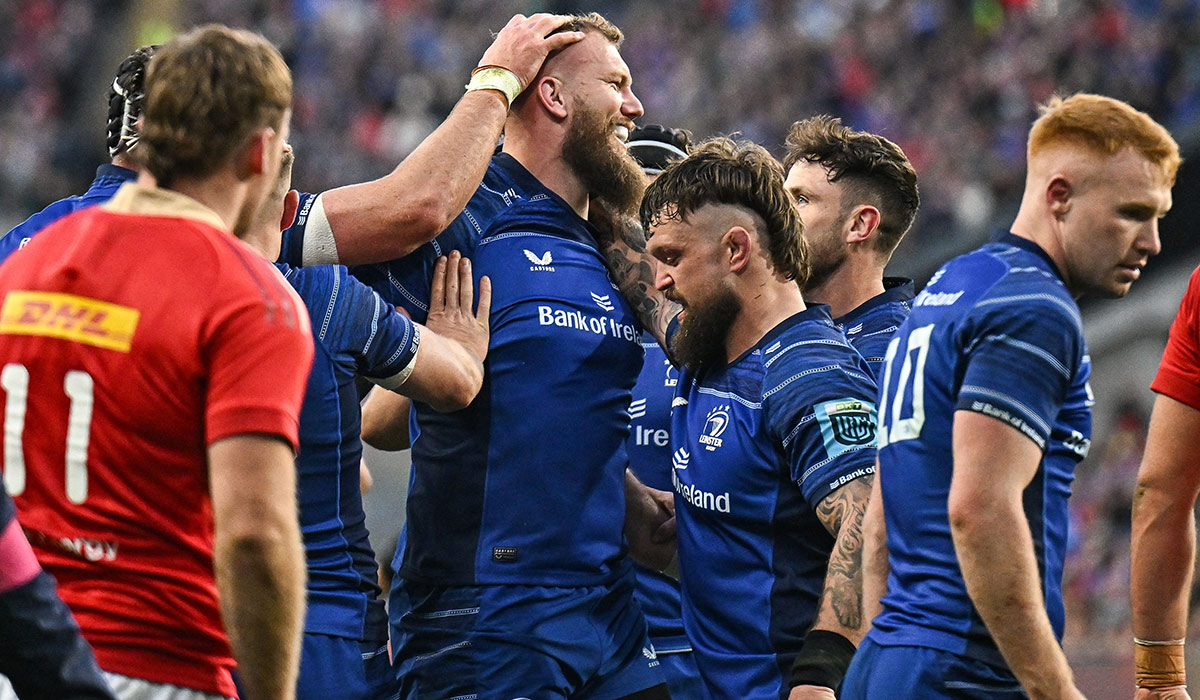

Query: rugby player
(1130, 270), (1200, 697)
(356, 13), (675, 700)
(0, 45), (156, 262)
(843, 93), (1179, 700)
(240, 147), (492, 700)
(595, 137), (880, 699)
(783, 115), (920, 378)
(625, 123), (703, 700)
(0, 25), (313, 700)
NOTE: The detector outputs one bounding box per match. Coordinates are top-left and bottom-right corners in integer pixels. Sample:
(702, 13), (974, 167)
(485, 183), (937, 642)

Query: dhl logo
(0, 291), (139, 353)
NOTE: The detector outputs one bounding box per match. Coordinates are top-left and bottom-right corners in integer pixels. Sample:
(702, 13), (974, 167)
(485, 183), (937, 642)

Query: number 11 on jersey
(2, 363), (95, 504)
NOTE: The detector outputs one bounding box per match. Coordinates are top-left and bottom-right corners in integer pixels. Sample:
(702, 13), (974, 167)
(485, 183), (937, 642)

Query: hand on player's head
(479, 14), (585, 89)
(426, 251), (491, 364)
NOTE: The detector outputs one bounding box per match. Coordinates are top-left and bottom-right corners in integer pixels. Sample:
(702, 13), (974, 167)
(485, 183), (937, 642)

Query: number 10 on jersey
(2, 363), (94, 504)
(877, 324), (934, 447)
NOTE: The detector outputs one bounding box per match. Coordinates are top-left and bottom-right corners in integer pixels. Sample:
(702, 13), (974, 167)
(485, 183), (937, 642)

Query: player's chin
(1095, 277), (1134, 299)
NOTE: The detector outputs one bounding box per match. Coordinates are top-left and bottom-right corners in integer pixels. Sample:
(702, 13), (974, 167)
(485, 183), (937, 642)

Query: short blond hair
(551, 12), (623, 46)
(1029, 94), (1181, 184)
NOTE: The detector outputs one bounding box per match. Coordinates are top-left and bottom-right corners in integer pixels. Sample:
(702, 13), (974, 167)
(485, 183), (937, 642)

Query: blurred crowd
(3, 0), (1200, 657)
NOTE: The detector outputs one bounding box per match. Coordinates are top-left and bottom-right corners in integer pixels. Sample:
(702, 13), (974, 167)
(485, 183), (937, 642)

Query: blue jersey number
(877, 324), (934, 447)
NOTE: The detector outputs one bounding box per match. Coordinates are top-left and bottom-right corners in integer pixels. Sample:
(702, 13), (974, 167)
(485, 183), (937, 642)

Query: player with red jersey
(1132, 263), (1200, 700)
(0, 25), (310, 700)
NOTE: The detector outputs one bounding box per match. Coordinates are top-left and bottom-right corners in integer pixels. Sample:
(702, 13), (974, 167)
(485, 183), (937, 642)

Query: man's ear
(238, 128), (274, 180)
(535, 76), (569, 120)
(280, 189), (301, 232)
(846, 205), (881, 245)
(1046, 175), (1072, 219)
(725, 226), (753, 273)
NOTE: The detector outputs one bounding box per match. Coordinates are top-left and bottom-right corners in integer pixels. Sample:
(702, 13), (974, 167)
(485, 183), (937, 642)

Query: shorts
(5, 672), (233, 700)
(99, 673), (233, 700)
(655, 648), (702, 700)
(390, 573), (665, 700)
(297, 632), (396, 700)
(841, 637), (1027, 699)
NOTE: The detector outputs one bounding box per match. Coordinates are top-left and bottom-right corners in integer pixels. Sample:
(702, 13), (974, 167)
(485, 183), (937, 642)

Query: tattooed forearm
(812, 475), (873, 642)
(603, 245), (676, 346)
(591, 207), (680, 347)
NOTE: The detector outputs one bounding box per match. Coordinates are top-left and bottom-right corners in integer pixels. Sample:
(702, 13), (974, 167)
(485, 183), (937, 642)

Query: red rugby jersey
(0, 183), (313, 697)
(1153, 264), (1200, 411)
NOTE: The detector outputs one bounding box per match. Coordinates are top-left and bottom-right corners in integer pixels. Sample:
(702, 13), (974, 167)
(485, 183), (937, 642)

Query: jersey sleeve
(956, 293), (1084, 451)
(325, 267), (421, 389)
(1152, 265), (1200, 410)
(279, 191), (340, 266)
(203, 261), (314, 450)
(764, 344), (879, 509)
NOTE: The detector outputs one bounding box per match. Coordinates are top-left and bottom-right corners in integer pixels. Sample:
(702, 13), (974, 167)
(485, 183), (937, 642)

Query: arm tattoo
(814, 475), (873, 634)
(591, 208), (679, 347)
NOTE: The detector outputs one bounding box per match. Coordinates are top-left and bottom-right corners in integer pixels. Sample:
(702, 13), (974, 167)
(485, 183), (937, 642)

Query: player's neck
(240, 226), (277, 261)
(143, 171), (249, 236)
(1010, 208), (1073, 293)
(725, 278), (806, 363)
(804, 256), (887, 319)
(111, 153), (139, 171)
(502, 137), (590, 219)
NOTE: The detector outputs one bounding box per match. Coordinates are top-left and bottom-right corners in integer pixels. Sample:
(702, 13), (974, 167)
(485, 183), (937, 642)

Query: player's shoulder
(1182, 262), (1200, 296)
(916, 237), (1080, 334)
(761, 307), (874, 400)
(5, 197), (79, 242)
(4, 205), (111, 267)
(969, 256), (1080, 335)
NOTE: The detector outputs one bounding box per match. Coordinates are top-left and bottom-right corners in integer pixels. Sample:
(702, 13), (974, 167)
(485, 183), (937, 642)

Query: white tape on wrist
(372, 327), (422, 391)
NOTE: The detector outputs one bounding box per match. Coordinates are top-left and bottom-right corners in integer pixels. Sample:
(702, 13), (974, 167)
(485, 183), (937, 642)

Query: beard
(670, 283), (743, 372)
(561, 101), (645, 214)
(802, 230), (848, 292)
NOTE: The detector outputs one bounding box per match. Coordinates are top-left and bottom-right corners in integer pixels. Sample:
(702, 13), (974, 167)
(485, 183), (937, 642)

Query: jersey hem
(93, 646), (236, 698)
(866, 624), (1007, 669)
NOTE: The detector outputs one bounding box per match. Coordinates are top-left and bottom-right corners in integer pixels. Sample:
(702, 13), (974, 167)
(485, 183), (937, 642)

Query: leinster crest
(699, 404), (730, 451)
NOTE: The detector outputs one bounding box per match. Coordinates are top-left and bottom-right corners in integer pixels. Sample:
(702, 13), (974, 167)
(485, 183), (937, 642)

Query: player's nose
(622, 87), (644, 121)
(654, 267), (672, 293)
(1139, 220), (1163, 257)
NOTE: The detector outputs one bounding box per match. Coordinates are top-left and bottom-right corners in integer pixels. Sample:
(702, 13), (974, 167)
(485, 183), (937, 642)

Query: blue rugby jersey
(869, 232), (1091, 671)
(627, 333), (688, 652)
(279, 153), (539, 322)
(0, 165), (136, 265)
(397, 188), (644, 586)
(835, 277), (914, 380)
(671, 306), (878, 700)
(277, 262), (421, 641)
